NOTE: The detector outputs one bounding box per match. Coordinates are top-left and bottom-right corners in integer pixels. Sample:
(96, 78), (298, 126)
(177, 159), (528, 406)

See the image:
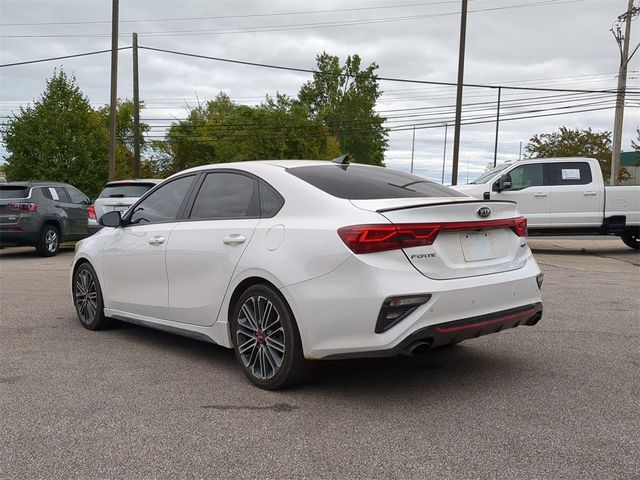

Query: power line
(0, 47), (132, 68)
(136, 105), (628, 143)
(0, 0), (596, 38)
(0, 0), (470, 27)
(136, 45), (625, 94)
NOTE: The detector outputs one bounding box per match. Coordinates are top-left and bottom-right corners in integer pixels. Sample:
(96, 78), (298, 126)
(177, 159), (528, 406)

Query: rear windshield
(287, 165), (465, 199)
(98, 183), (156, 199)
(0, 186), (29, 199)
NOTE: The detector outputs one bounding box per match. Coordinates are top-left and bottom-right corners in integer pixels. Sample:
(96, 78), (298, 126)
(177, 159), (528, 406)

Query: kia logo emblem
(476, 206), (492, 218)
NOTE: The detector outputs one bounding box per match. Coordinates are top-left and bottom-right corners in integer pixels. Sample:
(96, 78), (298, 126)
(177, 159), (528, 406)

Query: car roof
(176, 160), (380, 176)
(105, 179), (163, 186)
(0, 181), (71, 187)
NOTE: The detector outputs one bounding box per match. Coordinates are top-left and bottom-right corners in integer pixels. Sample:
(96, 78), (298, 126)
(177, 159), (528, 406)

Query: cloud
(1, 0), (638, 176)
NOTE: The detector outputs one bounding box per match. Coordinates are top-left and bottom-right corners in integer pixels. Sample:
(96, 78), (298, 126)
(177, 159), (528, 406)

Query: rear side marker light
(338, 217), (528, 254)
(376, 294), (432, 333)
(7, 202), (37, 212)
(88, 204), (96, 220)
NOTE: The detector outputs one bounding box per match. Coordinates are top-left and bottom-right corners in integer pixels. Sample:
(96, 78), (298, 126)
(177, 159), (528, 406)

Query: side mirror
(99, 210), (122, 228)
(493, 173), (512, 192)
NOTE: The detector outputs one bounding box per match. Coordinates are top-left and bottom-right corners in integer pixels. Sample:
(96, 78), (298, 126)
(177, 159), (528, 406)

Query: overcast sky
(1, 0), (638, 183)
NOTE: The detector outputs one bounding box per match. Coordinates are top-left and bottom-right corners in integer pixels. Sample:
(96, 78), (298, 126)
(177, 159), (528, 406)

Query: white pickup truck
(453, 157), (640, 249)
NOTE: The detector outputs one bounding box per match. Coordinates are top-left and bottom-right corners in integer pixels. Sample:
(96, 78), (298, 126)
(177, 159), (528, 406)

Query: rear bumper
(323, 303), (543, 359)
(0, 230), (38, 246)
(281, 248), (543, 360)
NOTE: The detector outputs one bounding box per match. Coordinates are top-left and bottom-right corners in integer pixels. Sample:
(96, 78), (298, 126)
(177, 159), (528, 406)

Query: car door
(45, 186), (76, 236)
(64, 186), (90, 237)
(100, 174), (196, 320)
(547, 161), (601, 227)
(491, 163), (550, 228)
(166, 171), (260, 326)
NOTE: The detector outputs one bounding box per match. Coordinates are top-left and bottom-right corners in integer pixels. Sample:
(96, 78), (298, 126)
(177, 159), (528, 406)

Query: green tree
(1, 70), (108, 197)
(155, 93), (341, 175)
(97, 100), (156, 178)
(525, 126), (628, 182)
(298, 52), (388, 166)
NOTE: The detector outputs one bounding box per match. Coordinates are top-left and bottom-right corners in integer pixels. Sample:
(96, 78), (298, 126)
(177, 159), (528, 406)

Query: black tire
(35, 224), (60, 257)
(621, 229), (640, 250)
(230, 284), (311, 390)
(73, 262), (111, 330)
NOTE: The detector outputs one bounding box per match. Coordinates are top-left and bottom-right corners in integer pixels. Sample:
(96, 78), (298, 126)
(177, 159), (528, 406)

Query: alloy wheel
(236, 295), (286, 381)
(75, 269), (98, 325)
(45, 229), (58, 253)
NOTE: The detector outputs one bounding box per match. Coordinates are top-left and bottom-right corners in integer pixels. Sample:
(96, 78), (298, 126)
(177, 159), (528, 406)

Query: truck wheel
(35, 224), (60, 257)
(621, 229), (640, 250)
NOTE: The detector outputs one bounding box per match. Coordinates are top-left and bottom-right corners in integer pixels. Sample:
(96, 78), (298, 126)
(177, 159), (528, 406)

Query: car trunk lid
(350, 198), (529, 280)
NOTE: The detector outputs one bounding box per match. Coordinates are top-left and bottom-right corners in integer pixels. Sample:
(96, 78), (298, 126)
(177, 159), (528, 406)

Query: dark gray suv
(0, 182), (91, 256)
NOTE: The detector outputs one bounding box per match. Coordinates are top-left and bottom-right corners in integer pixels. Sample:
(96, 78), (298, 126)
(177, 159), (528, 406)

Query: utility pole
(610, 0), (639, 185)
(441, 123), (449, 184)
(410, 125), (416, 174)
(108, 0), (119, 181)
(132, 32), (141, 178)
(451, 0), (468, 186)
(493, 86), (502, 167)
(519, 141), (523, 161)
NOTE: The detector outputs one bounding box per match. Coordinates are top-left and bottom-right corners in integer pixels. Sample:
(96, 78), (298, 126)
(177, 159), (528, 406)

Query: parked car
(453, 157), (640, 249)
(71, 159), (543, 389)
(0, 181), (91, 256)
(88, 179), (162, 233)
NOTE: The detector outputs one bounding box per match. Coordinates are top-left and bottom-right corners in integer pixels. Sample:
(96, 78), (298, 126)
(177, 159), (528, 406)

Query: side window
(506, 164), (543, 190)
(129, 175), (194, 224)
(189, 173), (258, 220)
(47, 187), (70, 202)
(259, 180), (284, 217)
(548, 162), (592, 186)
(65, 187), (89, 205)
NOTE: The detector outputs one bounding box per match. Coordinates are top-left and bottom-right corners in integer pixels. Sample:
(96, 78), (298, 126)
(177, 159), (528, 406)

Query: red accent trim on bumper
(435, 305), (539, 334)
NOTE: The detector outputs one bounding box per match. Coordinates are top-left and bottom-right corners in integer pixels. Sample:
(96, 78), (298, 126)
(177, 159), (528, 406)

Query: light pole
(410, 125), (416, 174)
(441, 123), (449, 185)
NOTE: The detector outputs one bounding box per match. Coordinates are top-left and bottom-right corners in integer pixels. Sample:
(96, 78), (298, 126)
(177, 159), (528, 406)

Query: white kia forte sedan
(71, 158), (543, 389)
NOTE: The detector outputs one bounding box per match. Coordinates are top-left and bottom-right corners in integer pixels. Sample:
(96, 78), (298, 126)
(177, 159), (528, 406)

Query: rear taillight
(7, 202), (37, 212)
(88, 204), (96, 220)
(338, 217), (528, 254)
(513, 217), (528, 237)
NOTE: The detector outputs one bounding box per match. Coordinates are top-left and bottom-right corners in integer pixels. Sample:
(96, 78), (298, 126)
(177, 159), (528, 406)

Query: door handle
(533, 192), (547, 198)
(148, 236), (165, 245)
(583, 191), (597, 196)
(223, 234), (246, 245)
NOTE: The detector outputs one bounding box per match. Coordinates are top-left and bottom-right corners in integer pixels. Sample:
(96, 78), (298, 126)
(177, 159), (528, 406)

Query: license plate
(461, 232), (496, 262)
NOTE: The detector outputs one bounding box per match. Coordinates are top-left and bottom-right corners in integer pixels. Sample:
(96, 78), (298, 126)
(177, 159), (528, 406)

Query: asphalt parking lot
(1, 239), (638, 479)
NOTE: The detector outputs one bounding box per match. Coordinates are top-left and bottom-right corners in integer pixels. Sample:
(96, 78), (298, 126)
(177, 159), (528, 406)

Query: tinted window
(505, 164), (543, 190)
(129, 175), (194, 224)
(46, 187), (70, 202)
(65, 187), (89, 204)
(98, 182), (157, 199)
(190, 173), (257, 220)
(0, 186), (29, 199)
(288, 165), (465, 199)
(259, 180), (284, 217)
(547, 162), (592, 186)
(471, 164), (509, 184)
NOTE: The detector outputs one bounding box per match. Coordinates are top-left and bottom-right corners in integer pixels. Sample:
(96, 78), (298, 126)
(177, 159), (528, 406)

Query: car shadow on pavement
(108, 321), (528, 395)
(0, 245), (75, 258)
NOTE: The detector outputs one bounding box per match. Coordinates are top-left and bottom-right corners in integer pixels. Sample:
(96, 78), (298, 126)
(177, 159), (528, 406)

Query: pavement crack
(200, 403), (298, 412)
